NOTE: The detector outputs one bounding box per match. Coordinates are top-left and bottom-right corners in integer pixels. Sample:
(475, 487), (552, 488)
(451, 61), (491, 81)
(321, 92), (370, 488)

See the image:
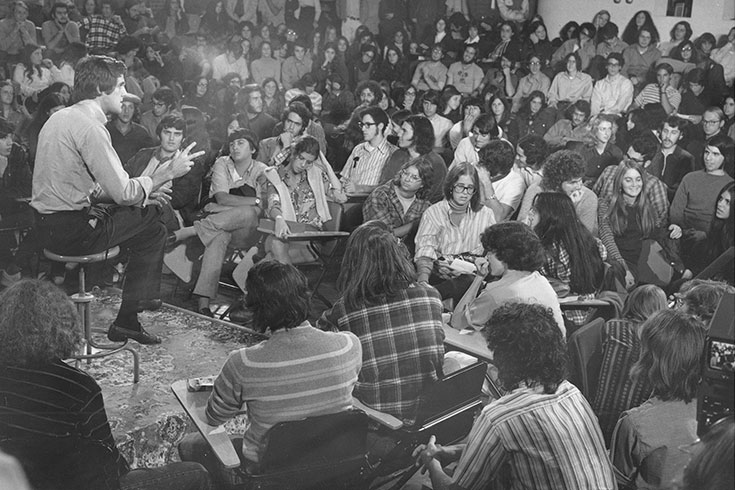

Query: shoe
(137, 299), (163, 312)
(198, 307), (214, 318)
(0, 268), (21, 288)
(108, 323), (162, 344)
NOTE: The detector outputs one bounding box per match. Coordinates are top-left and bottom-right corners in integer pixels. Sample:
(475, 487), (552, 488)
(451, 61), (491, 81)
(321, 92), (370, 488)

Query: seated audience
(140, 87), (179, 143)
(179, 261), (362, 487)
(590, 53), (634, 116)
(544, 100), (591, 150)
(340, 106), (397, 193)
(476, 140), (526, 221)
(461, 222), (566, 334)
(576, 115), (624, 186)
(592, 285), (668, 444)
(318, 220), (445, 427)
(413, 302), (616, 489)
(0, 280), (212, 490)
(518, 150), (599, 234)
(646, 116), (695, 201)
(547, 52), (593, 112)
(675, 279), (735, 326)
(674, 415), (734, 490)
(629, 63), (681, 115)
(414, 162), (496, 302)
(510, 53), (551, 114)
(622, 27), (661, 88)
(420, 90), (453, 152)
(450, 114), (502, 169)
(448, 96), (482, 149)
(507, 90), (554, 145)
(701, 182), (734, 282)
(514, 134), (549, 189)
(611, 309), (704, 489)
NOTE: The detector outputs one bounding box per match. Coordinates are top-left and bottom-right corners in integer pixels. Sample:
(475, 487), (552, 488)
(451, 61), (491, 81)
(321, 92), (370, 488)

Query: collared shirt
(212, 53), (250, 82)
(317, 285), (445, 425)
(634, 83), (681, 110)
(591, 74), (634, 115)
(342, 138), (397, 186)
(210, 156), (268, 197)
(547, 71), (593, 107)
(511, 72), (551, 112)
(80, 15), (126, 52)
(363, 182), (430, 230)
(452, 381), (616, 489)
(623, 44), (661, 80)
(593, 165), (669, 227)
(578, 142), (624, 184)
(415, 199), (496, 260)
(31, 100), (152, 214)
(647, 145), (695, 200)
(266, 164), (334, 228)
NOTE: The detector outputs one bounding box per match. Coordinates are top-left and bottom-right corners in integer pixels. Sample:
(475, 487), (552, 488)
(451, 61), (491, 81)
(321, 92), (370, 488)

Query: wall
(539, 0), (735, 43)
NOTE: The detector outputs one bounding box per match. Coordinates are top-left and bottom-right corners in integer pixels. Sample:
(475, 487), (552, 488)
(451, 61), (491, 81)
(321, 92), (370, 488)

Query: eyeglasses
(529, 61), (541, 65)
(357, 121), (378, 128)
(703, 119), (721, 126)
(453, 184), (476, 194)
(401, 170), (422, 182)
(607, 62), (620, 66)
(681, 45), (693, 51)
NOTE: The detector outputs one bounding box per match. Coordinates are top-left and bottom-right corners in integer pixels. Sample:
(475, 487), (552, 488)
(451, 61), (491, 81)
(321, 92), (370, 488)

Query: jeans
(119, 462), (213, 490)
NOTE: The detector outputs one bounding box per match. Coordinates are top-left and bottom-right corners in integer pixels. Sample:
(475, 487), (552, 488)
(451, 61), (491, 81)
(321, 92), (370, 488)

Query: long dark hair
(337, 220), (417, 310)
(707, 182), (735, 260)
(605, 161), (656, 237)
(532, 192), (604, 294)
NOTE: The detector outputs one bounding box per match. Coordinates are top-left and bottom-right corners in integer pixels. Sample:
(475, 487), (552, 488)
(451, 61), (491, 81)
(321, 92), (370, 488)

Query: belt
(346, 16), (360, 21)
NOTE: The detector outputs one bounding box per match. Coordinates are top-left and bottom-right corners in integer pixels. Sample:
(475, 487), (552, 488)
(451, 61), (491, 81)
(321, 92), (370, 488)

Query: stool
(43, 247), (140, 383)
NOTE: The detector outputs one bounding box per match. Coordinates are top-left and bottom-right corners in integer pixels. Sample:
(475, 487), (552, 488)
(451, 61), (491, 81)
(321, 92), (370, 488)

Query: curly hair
(244, 260), (311, 332)
(391, 154), (434, 201)
(478, 139), (515, 178)
(680, 280), (735, 324)
(517, 134), (548, 171)
(0, 279), (81, 367)
(481, 222), (545, 272)
(540, 150), (586, 191)
(483, 302), (566, 393)
(337, 220), (417, 310)
(630, 309), (705, 402)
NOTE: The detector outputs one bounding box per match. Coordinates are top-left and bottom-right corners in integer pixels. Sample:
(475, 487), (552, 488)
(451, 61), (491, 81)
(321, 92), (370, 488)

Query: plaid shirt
(593, 164), (669, 227)
(317, 285), (445, 426)
(362, 182), (430, 231)
(81, 15), (127, 52)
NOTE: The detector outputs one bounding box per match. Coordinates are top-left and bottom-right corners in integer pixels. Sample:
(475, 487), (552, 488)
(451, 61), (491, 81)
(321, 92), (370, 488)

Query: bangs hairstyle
(72, 55), (126, 103)
(532, 192), (604, 294)
(622, 284), (667, 323)
(605, 161), (656, 236)
(337, 220), (417, 310)
(630, 309), (705, 402)
(245, 260), (311, 332)
(483, 302), (566, 393)
(156, 114), (187, 139)
(292, 134), (321, 159)
(481, 222), (545, 272)
(444, 162), (482, 212)
(391, 154), (435, 200)
(0, 279), (81, 366)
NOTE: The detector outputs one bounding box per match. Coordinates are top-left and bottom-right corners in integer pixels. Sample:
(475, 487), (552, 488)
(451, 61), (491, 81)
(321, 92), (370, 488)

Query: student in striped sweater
(179, 260), (362, 487)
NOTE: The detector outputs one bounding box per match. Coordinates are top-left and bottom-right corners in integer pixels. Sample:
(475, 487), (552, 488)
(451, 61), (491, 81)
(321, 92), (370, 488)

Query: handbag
(636, 239), (674, 287)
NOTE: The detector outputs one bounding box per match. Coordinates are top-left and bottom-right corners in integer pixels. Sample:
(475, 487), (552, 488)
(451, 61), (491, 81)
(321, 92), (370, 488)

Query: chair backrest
(258, 409), (368, 474)
(322, 201), (344, 232)
(412, 361), (487, 429)
(567, 317), (605, 401)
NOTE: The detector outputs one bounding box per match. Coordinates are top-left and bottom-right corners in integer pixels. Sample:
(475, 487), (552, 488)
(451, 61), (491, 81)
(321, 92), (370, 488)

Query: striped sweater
(206, 322), (362, 463)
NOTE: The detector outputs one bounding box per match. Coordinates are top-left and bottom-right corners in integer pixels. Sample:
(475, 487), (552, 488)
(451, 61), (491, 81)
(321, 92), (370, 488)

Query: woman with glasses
(364, 156), (434, 251)
(414, 162), (496, 302)
(611, 309), (704, 489)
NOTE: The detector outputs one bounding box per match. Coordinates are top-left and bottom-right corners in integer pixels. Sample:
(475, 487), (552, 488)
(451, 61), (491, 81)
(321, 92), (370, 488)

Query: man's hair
(564, 52), (582, 71)
(337, 220), (417, 310)
(473, 114), (501, 137)
(657, 62), (674, 75)
(284, 101), (312, 134)
(152, 86), (177, 110)
(403, 114), (435, 155)
(481, 222), (545, 272)
(704, 106), (725, 122)
(622, 284), (667, 323)
(116, 35), (141, 55)
(292, 134), (320, 159)
(289, 93), (313, 113)
(566, 99), (591, 120)
(228, 128), (259, 157)
(607, 52), (624, 67)
(226, 39), (243, 56)
(72, 55), (127, 103)
(360, 106), (389, 133)
(517, 134), (548, 170)
(631, 309), (705, 402)
(662, 114), (688, 132)
(483, 302), (566, 393)
(421, 90), (441, 108)
(579, 22), (596, 39)
(461, 96), (482, 114)
(443, 162), (482, 211)
(686, 68), (706, 86)
(478, 140), (515, 179)
(156, 114), (186, 139)
(360, 43), (377, 56)
(245, 261), (310, 332)
(355, 80), (381, 104)
(630, 133), (659, 162)
(0, 280), (81, 367)
(541, 150), (586, 191)
(0, 117), (15, 138)
(680, 280), (735, 324)
(599, 21), (619, 40)
(237, 84), (264, 112)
